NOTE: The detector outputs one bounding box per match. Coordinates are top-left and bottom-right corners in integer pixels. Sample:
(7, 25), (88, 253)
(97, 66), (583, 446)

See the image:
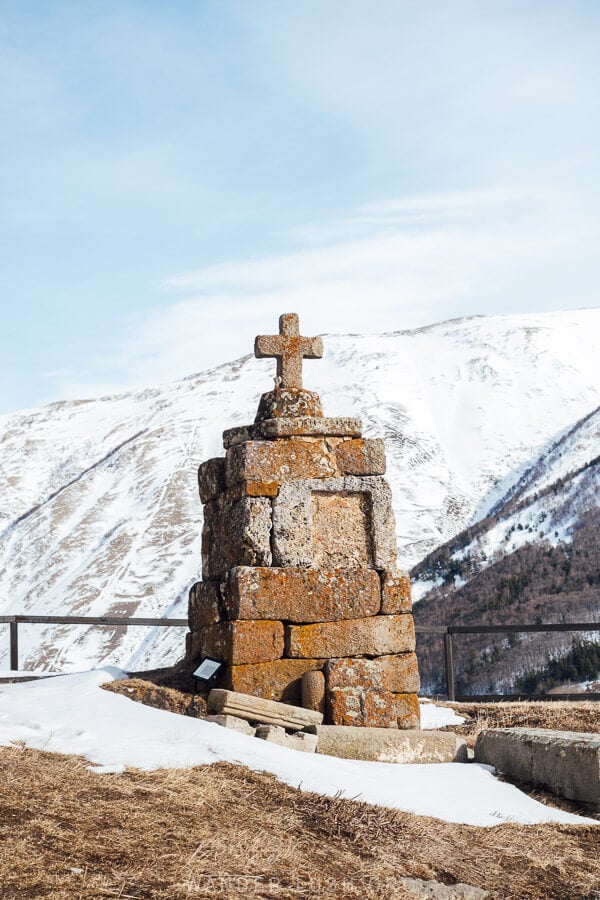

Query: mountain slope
(412, 406), (600, 693)
(0, 309), (599, 672)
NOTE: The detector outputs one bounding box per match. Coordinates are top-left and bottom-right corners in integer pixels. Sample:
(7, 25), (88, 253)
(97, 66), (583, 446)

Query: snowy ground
(0, 669), (594, 828)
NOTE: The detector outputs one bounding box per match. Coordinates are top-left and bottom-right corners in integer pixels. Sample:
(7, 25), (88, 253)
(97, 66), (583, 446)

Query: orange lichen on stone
(286, 615), (416, 659)
(380, 570), (412, 614)
(254, 314), (323, 390)
(199, 619), (284, 666)
(222, 658), (323, 703)
(334, 438), (386, 476)
(221, 480), (279, 500)
(328, 687), (397, 728)
(226, 439), (337, 487)
(255, 387), (323, 421)
(394, 693), (421, 730)
(378, 652), (420, 694)
(325, 652), (420, 695)
(310, 492), (372, 568)
(222, 566), (381, 623)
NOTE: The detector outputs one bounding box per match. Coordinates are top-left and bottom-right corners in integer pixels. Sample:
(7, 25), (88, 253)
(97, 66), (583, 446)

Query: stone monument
(186, 313), (421, 728)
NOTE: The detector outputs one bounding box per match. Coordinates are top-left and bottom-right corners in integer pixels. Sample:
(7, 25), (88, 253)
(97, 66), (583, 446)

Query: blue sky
(1, 0), (599, 413)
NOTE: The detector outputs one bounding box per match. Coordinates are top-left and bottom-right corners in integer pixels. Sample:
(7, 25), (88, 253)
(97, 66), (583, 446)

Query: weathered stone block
(325, 653), (420, 694)
(199, 620), (284, 666)
(221, 480), (279, 499)
(380, 570), (412, 614)
(301, 670), (326, 715)
(226, 439), (337, 488)
(198, 457), (226, 503)
(328, 686), (397, 728)
(222, 424), (257, 448)
(255, 724), (318, 753)
(475, 728), (600, 807)
(311, 492), (372, 568)
(188, 581), (221, 630)
(255, 388), (323, 421)
(208, 688), (323, 730)
(380, 653), (420, 694)
(335, 438), (386, 476)
(272, 476), (398, 570)
(394, 693), (421, 730)
(201, 496), (272, 579)
(259, 416), (363, 439)
(286, 615), (415, 659)
(222, 566), (381, 623)
(206, 714), (256, 736)
(222, 658), (324, 703)
(309, 725), (468, 763)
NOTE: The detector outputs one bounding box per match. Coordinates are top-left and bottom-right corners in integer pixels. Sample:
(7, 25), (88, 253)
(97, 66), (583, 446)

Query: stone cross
(254, 313), (323, 389)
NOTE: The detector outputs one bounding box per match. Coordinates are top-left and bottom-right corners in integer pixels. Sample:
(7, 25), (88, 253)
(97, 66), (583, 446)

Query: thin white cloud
(54, 184), (598, 402)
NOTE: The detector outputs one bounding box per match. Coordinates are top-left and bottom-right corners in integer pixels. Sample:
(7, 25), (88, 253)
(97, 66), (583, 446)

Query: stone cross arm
(254, 313), (323, 389)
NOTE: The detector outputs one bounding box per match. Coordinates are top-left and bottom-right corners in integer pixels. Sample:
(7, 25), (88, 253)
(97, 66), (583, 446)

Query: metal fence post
(9, 620), (18, 671)
(444, 630), (455, 702)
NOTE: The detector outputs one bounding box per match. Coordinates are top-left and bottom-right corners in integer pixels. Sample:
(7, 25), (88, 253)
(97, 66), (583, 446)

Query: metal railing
(2, 615), (599, 701)
(0, 614), (187, 672)
(416, 622), (600, 701)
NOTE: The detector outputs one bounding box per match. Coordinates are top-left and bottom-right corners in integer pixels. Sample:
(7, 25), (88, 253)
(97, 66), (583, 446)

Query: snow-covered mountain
(412, 405), (600, 692)
(413, 404), (600, 595)
(0, 309), (599, 672)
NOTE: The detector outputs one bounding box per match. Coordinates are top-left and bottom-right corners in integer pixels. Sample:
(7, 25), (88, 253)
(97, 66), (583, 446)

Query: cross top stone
(254, 313), (323, 389)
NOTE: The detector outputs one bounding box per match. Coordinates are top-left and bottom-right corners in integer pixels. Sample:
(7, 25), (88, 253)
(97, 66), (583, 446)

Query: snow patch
(0, 669), (592, 827)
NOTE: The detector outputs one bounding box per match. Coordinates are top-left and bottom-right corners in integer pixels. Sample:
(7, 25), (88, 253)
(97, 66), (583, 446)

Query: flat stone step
(255, 724), (318, 753)
(205, 714), (256, 736)
(207, 688), (323, 731)
(306, 725), (467, 763)
(474, 728), (600, 807)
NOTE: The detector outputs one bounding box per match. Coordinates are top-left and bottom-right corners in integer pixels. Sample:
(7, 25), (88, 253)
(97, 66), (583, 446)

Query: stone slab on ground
(474, 728), (600, 807)
(308, 725), (468, 763)
(255, 724), (318, 753)
(400, 878), (488, 899)
(205, 714), (256, 736)
(208, 688), (323, 731)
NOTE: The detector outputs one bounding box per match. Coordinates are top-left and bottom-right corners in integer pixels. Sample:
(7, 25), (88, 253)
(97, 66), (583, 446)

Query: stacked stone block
(186, 317), (421, 729)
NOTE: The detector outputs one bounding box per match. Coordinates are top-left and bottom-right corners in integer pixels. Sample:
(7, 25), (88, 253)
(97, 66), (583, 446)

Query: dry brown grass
(0, 746), (599, 899)
(103, 677), (208, 718)
(438, 699), (600, 748)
